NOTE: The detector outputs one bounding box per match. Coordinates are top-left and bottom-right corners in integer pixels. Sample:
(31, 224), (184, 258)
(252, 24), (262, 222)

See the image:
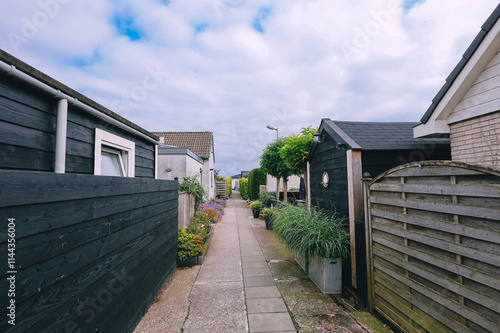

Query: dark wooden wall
(0, 76), (156, 177)
(309, 136), (349, 218)
(0, 171), (178, 333)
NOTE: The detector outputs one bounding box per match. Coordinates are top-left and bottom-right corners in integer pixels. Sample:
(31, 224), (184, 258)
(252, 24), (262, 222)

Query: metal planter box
(294, 249), (309, 274)
(308, 256), (342, 294)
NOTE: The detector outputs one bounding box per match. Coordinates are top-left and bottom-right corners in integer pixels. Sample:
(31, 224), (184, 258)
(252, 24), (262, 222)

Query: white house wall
(448, 50), (500, 124)
(157, 154), (203, 181)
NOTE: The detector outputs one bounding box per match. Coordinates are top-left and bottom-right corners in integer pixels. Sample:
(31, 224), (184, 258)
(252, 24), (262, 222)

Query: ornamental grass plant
(272, 204), (349, 259)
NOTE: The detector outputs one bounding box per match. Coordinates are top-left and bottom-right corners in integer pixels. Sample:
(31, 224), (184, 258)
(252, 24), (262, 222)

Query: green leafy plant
(186, 221), (211, 243)
(239, 177), (249, 200)
(279, 126), (316, 202)
(178, 173), (205, 210)
(249, 200), (263, 210)
(273, 204), (349, 259)
(247, 167), (267, 200)
(260, 137), (296, 201)
(259, 191), (276, 208)
(178, 227), (205, 261)
(261, 208), (275, 219)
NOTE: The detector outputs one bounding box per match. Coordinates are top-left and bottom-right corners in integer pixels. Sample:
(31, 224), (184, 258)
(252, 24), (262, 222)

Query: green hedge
(247, 167), (267, 201)
(224, 177), (232, 197)
(239, 178), (248, 200)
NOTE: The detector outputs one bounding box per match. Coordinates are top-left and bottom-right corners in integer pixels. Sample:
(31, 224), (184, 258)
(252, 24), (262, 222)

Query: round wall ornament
(321, 172), (329, 188)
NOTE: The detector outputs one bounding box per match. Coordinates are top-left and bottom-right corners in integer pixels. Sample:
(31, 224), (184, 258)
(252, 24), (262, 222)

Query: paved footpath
(182, 192), (295, 333)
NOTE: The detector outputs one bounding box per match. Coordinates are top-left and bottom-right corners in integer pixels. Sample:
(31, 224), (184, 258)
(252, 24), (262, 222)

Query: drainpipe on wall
(54, 98), (68, 173)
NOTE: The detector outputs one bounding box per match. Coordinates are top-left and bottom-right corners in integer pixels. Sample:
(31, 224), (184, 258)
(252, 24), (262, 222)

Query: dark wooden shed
(0, 51), (178, 333)
(308, 119), (451, 301)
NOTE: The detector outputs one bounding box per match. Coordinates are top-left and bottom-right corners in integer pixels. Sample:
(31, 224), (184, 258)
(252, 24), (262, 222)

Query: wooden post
(362, 174), (374, 312)
(346, 149), (363, 288)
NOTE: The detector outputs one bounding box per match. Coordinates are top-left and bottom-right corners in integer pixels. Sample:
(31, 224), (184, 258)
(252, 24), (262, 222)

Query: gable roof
(316, 119), (450, 151)
(414, 4), (500, 137)
(152, 132), (214, 158)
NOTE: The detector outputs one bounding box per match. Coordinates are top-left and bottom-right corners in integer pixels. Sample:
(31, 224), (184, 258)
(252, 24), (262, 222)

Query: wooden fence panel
(365, 161), (500, 333)
(215, 180), (228, 199)
(0, 170), (179, 333)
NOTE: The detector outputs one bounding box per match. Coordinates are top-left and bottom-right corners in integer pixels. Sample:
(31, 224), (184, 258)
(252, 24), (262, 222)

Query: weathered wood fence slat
(365, 161), (500, 333)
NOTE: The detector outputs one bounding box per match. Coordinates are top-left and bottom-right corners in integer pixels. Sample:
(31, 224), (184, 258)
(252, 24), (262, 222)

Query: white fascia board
(413, 120), (450, 138)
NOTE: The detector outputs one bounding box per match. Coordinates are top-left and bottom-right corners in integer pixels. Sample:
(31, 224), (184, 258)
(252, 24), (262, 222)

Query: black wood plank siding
(0, 75), (156, 177)
(0, 171), (178, 333)
(309, 136), (349, 218)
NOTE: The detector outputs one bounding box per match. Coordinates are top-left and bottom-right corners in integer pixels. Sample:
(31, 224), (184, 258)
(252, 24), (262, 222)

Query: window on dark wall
(94, 129), (135, 177)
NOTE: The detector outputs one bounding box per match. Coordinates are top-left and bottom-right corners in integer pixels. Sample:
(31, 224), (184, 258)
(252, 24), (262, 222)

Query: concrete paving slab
(241, 255), (267, 263)
(244, 276), (276, 287)
(248, 313), (296, 332)
(195, 246), (242, 283)
(243, 268), (273, 277)
(245, 286), (282, 299)
(246, 298), (288, 314)
(183, 282), (246, 333)
(242, 261), (269, 269)
(240, 246), (262, 252)
(241, 251), (264, 257)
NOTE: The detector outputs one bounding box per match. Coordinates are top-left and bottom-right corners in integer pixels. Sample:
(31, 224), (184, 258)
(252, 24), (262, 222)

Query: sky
(0, 0), (498, 176)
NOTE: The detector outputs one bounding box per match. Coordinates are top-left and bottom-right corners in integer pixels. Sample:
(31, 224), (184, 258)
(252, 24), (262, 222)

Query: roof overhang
(414, 11), (500, 138)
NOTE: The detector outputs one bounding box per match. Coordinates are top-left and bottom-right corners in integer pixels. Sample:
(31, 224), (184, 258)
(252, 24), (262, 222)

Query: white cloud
(0, 0), (498, 176)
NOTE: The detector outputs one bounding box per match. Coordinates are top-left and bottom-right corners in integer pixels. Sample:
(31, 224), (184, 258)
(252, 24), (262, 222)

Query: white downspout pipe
(55, 99), (68, 173)
(0, 61), (159, 145)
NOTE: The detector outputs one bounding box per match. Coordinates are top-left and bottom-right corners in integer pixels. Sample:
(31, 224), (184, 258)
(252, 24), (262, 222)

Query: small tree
(280, 126), (316, 202)
(239, 178), (249, 200)
(260, 138), (298, 202)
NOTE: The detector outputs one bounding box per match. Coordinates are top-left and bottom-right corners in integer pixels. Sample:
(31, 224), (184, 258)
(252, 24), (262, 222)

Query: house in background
(308, 119), (451, 301)
(265, 174), (301, 192)
(153, 131), (215, 199)
(414, 4), (500, 168)
(0, 50), (178, 332)
(157, 145), (203, 182)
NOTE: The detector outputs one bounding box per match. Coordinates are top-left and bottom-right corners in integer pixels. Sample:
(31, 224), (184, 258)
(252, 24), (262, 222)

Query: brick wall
(450, 111), (500, 168)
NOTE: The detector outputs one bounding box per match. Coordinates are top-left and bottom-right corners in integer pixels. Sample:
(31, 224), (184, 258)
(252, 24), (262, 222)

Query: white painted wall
(201, 143), (215, 200)
(265, 174), (302, 192)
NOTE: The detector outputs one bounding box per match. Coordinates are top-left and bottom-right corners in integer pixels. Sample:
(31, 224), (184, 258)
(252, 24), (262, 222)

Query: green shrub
(239, 178), (249, 200)
(224, 177), (232, 197)
(248, 167), (267, 200)
(273, 204), (349, 259)
(179, 174), (205, 210)
(259, 191), (276, 208)
(178, 227), (205, 261)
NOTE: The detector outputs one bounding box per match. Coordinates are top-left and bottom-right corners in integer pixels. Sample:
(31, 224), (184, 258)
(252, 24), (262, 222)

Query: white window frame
(94, 128), (135, 177)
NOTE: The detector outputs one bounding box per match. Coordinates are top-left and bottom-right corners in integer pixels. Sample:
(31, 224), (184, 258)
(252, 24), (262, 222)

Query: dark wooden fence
(365, 161), (500, 333)
(0, 170), (178, 333)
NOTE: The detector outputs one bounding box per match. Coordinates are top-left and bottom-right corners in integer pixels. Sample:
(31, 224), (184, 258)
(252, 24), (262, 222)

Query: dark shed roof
(320, 119), (450, 151)
(420, 4), (500, 124)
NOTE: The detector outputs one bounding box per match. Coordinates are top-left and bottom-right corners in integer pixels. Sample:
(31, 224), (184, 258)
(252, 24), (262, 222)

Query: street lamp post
(266, 125), (278, 140)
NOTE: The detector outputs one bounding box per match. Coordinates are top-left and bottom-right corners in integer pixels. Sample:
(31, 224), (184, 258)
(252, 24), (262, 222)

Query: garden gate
(365, 161), (500, 333)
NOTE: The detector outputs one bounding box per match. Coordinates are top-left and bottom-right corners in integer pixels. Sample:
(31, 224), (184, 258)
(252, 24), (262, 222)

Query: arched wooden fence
(365, 161), (500, 333)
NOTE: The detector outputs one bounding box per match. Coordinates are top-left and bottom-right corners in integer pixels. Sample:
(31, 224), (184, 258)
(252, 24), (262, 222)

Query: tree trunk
(283, 178), (288, 203)
(276, 177), (281, 200)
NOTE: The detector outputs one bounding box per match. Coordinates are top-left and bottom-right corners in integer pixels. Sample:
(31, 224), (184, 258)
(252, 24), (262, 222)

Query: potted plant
(177, 227), (205, 267)
(261, 208), (275, 230)
(273, 204), (349, 294)
(249, 201), (263, 218)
